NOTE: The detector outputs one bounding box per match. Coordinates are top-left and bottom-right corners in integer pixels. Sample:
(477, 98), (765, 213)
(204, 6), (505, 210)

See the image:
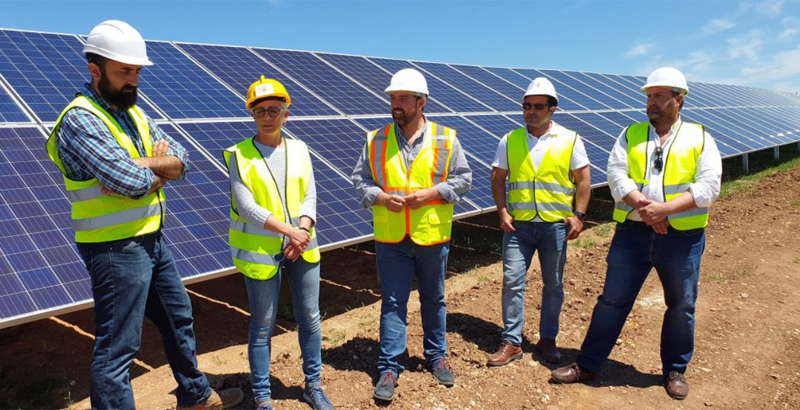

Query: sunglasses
(653, 146), (664, 172)
(522, 102), (550, 111)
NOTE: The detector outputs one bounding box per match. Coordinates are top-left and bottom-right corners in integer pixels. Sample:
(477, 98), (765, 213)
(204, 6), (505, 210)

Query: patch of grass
(277, 302), (294, 322)
(0, 366), (67, 409)
(719, 150), (800, 199)
(323, 328), (347, 347)
(791, 198), (800, 208)
(794, 257), (800, 264)
(572, 238), (595, 248)
(707, 273), (725, 282)
(592, 222), (614, 238)
(476, 275), (490, 283)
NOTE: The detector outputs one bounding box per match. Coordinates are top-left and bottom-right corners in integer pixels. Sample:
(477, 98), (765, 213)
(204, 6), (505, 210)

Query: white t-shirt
(492, 121), (590, 171)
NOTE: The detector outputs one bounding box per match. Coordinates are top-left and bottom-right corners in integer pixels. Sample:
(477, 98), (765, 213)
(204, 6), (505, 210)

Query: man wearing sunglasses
(223, 76), (333, 410)
(551, 67), (722, 401)
(487, 77), (591, 368)
(352, 68), (472, 402)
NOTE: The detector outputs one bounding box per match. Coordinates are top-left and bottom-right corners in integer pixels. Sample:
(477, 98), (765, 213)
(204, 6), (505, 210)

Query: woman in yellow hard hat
(223, 76), (332, 410)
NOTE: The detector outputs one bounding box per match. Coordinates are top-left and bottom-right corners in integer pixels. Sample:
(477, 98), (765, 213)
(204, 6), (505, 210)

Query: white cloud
(728, 30), (763, 61)
(702, 18), (736, 35)
(781, 16), (797, 26)
(779, 28), (798, 42)
(626, 42), (655, 57)
(756, 0), (785, 18)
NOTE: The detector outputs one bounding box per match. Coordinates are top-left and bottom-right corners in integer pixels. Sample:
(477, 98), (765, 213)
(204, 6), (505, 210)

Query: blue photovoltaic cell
(314, 52), (451, 113)
(450, 64), (526, 106)
(730, 108), (795, 145)
(175, 43), (339, 117)
(0, 85), (28, 123)
(552, 113), (610, 183)
(139, 41), (246, 119)
(0, 126), (88, 321)
(537, 69), (614, 111)
(157, 124), (233, 278)
(0, 30), (162, 122)
(253, 48), (387, 115)
(586, 73), (644, 106)
(177, 121), (373, 247)
(680, 110), (755, 155)
(563, 71), (640, 109)
(368, 57), (493, 113)
(465, 114), (523, 139)
(284, 118), (367, 173)
(483, 66), (534, 89)
(413, 61), (518, 112)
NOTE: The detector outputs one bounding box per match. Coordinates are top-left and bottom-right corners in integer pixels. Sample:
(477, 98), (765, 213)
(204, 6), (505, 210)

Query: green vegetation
(719, 146), (800, 200)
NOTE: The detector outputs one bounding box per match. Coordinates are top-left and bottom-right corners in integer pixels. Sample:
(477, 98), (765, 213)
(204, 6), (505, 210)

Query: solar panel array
(1, 27), (799, 327)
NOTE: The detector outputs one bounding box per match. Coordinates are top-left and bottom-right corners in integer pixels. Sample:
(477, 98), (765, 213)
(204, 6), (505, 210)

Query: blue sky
(1, 0), (799, 93)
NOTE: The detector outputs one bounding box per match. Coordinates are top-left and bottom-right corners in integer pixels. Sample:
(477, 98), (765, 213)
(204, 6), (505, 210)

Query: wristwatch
(573, 211), (586, 219)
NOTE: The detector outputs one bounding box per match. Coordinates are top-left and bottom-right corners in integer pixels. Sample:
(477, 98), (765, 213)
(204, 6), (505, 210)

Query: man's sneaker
(373, 372), (397, 402)
(176, 388), (244, 410)
(429, 358), (455, 386)
(303, 383), (334, 410)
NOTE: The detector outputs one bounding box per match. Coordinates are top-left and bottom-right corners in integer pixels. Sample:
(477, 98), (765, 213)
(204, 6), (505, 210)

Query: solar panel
(253, 48), (387, 115)
(413, 61), (518, 112)
(0, 83), (29, 122)
(368, 57), (493, 113)
(139, 41), (246, 119)
(313, 52), (452, 113)
(2, 25), (799, 327)
(0, 29), (162, 122)
(175, 43), (340, 117)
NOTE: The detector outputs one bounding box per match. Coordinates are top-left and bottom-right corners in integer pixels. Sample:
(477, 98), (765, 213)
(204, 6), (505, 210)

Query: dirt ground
(2, 159), (800, 410)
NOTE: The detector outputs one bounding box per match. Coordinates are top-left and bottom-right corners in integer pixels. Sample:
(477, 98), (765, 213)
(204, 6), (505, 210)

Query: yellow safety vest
(367, 122), (455, 245)
(223, 138), (320, 281)
(46, 95), (165, 243)
(506, 127), (577, 222)
(613, 121), (709, 230)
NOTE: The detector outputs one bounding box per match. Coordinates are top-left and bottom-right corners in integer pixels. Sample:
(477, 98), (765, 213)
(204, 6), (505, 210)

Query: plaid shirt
(56, 84), (189, 199)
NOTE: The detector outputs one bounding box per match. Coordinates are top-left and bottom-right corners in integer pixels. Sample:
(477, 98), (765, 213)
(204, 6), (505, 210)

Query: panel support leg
(742, 153), (749, 174)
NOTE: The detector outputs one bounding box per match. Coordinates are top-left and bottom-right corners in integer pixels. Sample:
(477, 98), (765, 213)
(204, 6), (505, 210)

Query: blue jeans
(501, 221), (568, 345)
(376, 237), (449, 377)
(244, 257), (322, 402)
(577, 221), (705, 375)
(77, 232), (211, 410)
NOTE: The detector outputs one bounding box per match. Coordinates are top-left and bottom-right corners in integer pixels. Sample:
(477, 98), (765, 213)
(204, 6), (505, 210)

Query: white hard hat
(385, 68), (429, 97)
(642, 66), (688, 95)
(83, 20), (153, 66)
(523, 77), (558, 102)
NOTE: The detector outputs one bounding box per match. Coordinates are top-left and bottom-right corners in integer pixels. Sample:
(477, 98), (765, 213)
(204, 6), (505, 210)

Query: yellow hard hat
(246, 76), (291, 109)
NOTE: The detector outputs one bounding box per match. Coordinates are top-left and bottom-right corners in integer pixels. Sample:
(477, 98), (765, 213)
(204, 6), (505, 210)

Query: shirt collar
(648, 116), (683, 136)
(528, 120), (558, 139)
(395, 117), (427, 144)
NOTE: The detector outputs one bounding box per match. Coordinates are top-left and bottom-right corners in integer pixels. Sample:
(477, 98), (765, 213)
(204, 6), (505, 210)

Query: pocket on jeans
(677, 227), (704, 237)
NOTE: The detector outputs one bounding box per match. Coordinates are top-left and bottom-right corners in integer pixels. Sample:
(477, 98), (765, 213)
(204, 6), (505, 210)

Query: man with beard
(486, 78), (590, 367)
(351, 68), (471, 402)
(46, 20), (243, 410)
(551, 67), (722, 401)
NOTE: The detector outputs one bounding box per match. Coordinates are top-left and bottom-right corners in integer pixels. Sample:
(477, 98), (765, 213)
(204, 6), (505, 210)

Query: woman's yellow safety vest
(223, 138), (320, 281)
(367, 122), (455, 245)
(612, 121), (709, 230)
(506, 127), (576, 222)
(46, 95), (165, 243)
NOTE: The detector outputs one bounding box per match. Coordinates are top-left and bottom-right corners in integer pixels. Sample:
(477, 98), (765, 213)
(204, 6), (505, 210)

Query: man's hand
(651, 218), (670, 235)
(152, 140), (169, 157)
(405, 188), (440, 209)
(564, 215), (583, 240)
(283, 245), (302, 262)
(637, 198), (670, 224)
(380, 193), (406, 213)
(498, 209), (516, 232)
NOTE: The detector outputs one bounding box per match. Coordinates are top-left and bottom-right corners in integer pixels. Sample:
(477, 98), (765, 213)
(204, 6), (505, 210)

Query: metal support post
(742, 153), (749, 174)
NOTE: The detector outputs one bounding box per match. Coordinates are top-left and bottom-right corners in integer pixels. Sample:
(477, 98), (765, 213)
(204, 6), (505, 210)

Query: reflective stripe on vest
(46, 95), (165, 243)
(223, 138), (320, 281)
(613, 121), (709, 230)
(506, 127), (576, 222)
(367, 122), (455, 245)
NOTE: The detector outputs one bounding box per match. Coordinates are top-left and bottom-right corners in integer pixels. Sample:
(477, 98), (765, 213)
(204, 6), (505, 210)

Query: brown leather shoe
(535, 338), (562, 363)
(551, 363), (597, 383)
(487, 341), (523, 367)
(665, 371), (689, 400)
(176, 388), (245, 410)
